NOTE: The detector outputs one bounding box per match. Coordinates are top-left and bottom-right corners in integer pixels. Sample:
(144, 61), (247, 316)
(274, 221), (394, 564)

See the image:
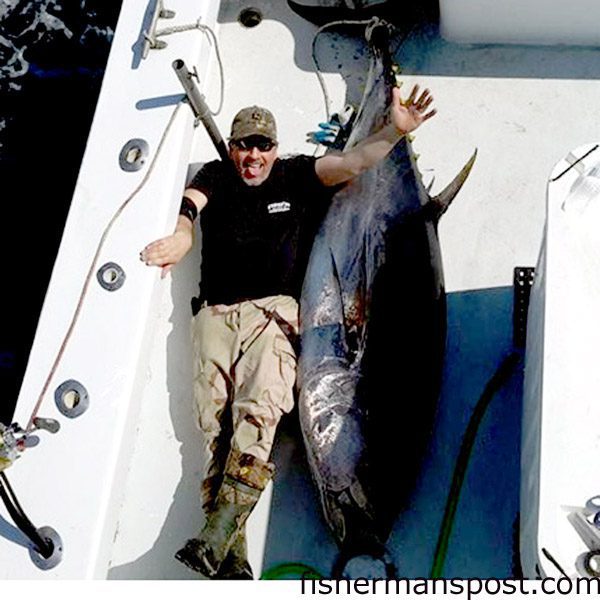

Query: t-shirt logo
(267, 201), (291, 214)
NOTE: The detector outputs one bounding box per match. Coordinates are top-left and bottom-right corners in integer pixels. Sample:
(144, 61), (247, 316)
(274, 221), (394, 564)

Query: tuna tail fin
(429, 149), (478, 221)
(288, 0), (392, 25)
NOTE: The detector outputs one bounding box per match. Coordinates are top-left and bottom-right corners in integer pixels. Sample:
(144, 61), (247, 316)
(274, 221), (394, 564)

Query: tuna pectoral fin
(430, 149), (478, 221)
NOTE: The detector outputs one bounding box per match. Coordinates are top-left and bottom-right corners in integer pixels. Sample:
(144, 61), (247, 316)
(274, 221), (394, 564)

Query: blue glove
(307, 121), (341, 146)
(306, 105), (355, 147)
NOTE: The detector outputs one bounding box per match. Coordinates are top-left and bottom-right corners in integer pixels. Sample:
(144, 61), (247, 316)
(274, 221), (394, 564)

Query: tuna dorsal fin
(429, 149), (478, 221)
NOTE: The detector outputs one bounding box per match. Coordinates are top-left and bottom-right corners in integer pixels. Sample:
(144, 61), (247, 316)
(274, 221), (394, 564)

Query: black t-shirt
(190, 155), (331, 306)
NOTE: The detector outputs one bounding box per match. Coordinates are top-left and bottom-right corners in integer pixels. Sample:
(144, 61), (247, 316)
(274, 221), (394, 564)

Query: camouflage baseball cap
(230, 106), (277, 142)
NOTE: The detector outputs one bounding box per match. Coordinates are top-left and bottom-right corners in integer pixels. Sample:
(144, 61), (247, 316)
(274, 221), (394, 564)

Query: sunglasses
(234, 137), (277, 152)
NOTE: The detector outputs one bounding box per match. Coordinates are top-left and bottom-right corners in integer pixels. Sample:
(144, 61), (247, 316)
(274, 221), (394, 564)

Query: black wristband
(179, 196), (198, 223)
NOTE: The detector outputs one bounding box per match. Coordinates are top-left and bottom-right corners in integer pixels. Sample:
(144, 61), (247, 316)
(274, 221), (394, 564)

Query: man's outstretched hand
(140, 227), (192, 279)
(391, 84), (437, 136)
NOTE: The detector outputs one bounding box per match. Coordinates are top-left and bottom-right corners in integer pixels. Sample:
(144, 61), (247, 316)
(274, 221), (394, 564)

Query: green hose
(260, 562), (325, 580)
(429, 352), (521, 579)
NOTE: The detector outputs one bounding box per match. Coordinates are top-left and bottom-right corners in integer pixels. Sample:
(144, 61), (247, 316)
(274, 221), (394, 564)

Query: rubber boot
(217, 526), (253, 580)
(201, 475), (252, 578)
(175, 449), (274, 578)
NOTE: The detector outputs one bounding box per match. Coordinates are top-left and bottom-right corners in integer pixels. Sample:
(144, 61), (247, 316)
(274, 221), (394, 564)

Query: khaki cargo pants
(191, 295), (299, 508)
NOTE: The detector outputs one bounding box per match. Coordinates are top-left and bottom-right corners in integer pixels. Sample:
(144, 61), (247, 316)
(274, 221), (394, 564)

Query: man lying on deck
(140, 84), (435, 579)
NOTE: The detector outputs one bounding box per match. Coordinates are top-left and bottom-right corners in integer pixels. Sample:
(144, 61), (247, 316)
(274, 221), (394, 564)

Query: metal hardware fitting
(55, 380), (89, 419)
(142, 0), (176, 59)
(97, 262), (126, 292)
(119, 138), (149, 173)
(29, 525), (63, 570)
(172, 59), (229, 162)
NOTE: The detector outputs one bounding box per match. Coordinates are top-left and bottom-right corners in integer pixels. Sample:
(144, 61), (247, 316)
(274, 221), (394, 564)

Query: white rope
(311, 18), (416, 124)
(311, 19), (374, 121)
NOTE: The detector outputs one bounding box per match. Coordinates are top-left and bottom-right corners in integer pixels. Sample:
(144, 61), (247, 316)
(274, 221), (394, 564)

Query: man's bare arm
(140, 187), (208, 278)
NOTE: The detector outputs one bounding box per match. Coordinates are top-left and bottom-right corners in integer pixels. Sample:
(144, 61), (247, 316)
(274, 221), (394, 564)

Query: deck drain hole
(97, 262), (125, 291)
(55, 380), (89, 418)
(63, 391), (80, 410)
(119, 138), (149, 172)
(239, 7), (263, 28)
(126, 147), (141, 163)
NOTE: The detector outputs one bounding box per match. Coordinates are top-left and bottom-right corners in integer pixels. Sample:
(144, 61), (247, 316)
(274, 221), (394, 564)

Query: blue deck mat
(263, 285), (523, 579)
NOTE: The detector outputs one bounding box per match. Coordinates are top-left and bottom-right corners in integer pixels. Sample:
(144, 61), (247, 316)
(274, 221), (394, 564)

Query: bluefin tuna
(297, 20), (476, 572)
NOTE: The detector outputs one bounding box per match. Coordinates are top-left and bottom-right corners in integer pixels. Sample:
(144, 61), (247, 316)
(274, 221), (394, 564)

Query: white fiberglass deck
(2, 0), (600, 580)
